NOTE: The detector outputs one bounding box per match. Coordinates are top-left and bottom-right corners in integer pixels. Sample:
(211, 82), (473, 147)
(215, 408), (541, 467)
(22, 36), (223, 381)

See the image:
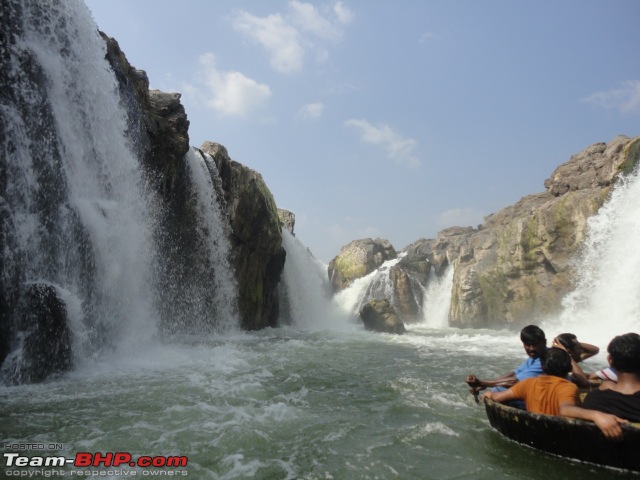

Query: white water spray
(4, 0), (159, 351)
(551, 166), (640, 340)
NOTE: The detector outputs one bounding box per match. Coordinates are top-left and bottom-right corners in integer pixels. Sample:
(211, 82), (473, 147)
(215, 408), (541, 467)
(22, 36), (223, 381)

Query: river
(0, 322), (633, 479)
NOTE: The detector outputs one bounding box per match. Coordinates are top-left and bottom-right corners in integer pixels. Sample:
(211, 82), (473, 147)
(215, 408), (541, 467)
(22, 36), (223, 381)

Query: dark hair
(607, 333), (640, 375)
(541, 347), (572, 377)
(557, 333), (577, 350)
(520, 325), (546, 345)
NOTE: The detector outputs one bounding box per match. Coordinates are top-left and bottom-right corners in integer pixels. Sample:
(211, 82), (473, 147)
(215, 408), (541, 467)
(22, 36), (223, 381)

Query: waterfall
(332, 256), (404, 316)
(280, 231), (352, 329)
(184, 148), (239, 333)
(0, 0), (238, 383)
(2, 0), (159, 357)
(551, 166), (640, 340)
(421, 265), (454, 328)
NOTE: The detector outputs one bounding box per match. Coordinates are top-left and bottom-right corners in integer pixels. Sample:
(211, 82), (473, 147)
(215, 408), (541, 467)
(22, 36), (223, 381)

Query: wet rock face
(200, 142), (286, 330)
(328, 238), (397, 291)
(101, 33), (190, 198)
(2, 283), (72, 385)
(360, 299), (406, 334)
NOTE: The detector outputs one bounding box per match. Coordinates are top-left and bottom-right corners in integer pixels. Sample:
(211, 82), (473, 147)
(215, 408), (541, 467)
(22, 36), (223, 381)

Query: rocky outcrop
(101, 33), (190, 195)
(105, 35), (286, 332)
(278, 209), (295, 235)
(360, 299), (406, 334)
(200, 142), (286, 330)
(1, 3), (284, 385)
(328, 238), (397, 291)
(447, 135), (639, 328)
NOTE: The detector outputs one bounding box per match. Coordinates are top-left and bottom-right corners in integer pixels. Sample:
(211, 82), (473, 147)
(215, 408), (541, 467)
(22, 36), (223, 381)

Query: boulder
(328, 238), (397, 291)
(360, 299), (406, 334)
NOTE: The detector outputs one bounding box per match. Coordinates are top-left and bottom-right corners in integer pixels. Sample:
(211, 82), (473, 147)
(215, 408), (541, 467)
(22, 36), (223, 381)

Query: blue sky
(84, 0), (640, 263)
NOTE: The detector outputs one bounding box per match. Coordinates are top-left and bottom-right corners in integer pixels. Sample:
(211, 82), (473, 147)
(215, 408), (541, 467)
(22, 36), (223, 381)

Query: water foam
(549, 165), (640, 341)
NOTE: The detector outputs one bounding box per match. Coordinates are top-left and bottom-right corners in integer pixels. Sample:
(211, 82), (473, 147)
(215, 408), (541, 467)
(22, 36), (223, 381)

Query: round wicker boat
(484, 398), (640, 472)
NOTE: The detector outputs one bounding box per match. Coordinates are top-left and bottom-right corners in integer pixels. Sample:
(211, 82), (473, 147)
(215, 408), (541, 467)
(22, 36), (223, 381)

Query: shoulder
(512, 377), (535, 393)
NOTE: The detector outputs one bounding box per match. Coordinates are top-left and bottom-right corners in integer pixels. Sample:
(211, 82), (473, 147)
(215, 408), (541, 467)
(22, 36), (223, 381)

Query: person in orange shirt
(483, 347), (626, 439)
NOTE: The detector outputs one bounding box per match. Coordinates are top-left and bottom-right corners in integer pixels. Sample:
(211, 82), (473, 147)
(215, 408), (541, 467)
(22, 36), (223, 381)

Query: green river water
(1, 324), (634, 480)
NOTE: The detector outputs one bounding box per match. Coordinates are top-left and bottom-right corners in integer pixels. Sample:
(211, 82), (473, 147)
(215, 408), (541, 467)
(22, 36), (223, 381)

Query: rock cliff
(447, 135), (640, 328)
(104, 35), (286, 332)
(329, 135), (640, 328)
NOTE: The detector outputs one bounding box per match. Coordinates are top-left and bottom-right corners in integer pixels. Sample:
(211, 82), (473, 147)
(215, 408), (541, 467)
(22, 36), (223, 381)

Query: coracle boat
(483, 398), (640, 472)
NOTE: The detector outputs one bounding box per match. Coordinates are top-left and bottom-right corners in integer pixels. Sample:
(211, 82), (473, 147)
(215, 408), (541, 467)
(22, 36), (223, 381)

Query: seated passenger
(554, 333), (600, 361)
(483, 347), (626, 439)
(482, 347), (577, 416)
(466, 325), (546, 396)
(582, 333), (640, 422)
(552, 333), (599, 387)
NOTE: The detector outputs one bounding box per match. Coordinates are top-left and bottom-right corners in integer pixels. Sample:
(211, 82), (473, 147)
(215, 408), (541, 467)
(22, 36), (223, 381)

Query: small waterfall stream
(422, 265), (454, 328)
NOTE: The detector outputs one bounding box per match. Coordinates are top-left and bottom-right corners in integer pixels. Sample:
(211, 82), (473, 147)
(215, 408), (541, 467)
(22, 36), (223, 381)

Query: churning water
(1, 0), (639, 479)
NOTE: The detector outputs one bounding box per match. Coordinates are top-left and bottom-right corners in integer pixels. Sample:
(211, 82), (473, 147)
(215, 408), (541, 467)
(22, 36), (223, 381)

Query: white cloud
(438, 208), (485, 229)
(197, 53), (271, 117)
(233, 2), (353, 74)
(344, 119), (420, 167)
(297, 102), (324, 119)
(289, 1), (340, 41)
(582, 80), (640, 114)
(334, 2), (354, 25)
(233, 11), (304, 74)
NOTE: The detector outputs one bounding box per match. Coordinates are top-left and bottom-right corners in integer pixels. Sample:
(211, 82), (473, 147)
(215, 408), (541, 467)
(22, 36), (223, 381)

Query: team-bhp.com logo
(4, 452), (189, 476)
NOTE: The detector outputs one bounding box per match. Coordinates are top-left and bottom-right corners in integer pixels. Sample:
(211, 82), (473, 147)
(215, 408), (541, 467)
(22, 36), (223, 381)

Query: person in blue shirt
(466, 325), (547, 405)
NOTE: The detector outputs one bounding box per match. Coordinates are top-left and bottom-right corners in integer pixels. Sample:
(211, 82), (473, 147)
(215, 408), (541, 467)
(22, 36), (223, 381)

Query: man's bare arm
(483, 388), (518, 404)
(559, 404), (626, 440)
(467, 372), (518, 392)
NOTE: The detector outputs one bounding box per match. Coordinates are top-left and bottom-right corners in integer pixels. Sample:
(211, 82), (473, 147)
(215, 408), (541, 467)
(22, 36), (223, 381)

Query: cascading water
(184, 148), (239, 332)
(0, 0), (238, 384)
(1, 0), (160, 379)
(422, 265), (454, 328)
(333, 256), (404, 316)
(549, 164), (640, 340)
(279, 230), (352, 329)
